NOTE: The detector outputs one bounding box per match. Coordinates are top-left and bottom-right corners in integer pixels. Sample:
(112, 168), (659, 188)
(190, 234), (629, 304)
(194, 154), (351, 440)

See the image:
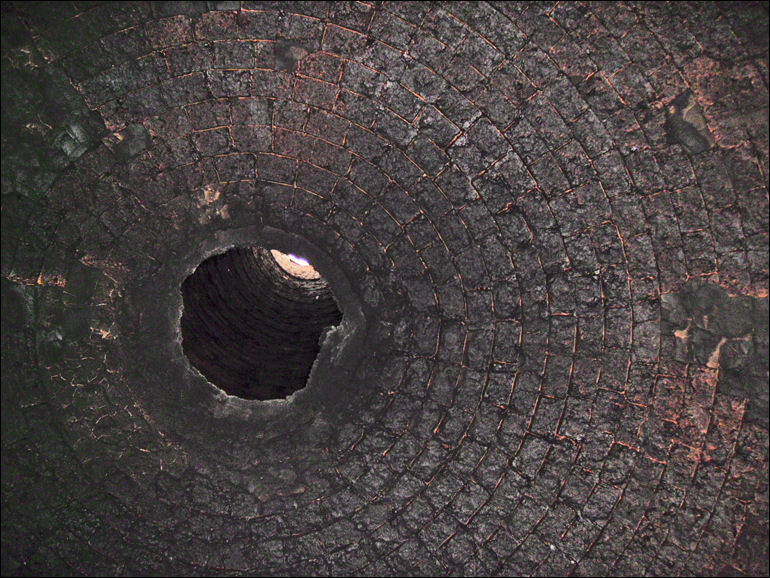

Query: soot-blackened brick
(2, 2), (767, 577)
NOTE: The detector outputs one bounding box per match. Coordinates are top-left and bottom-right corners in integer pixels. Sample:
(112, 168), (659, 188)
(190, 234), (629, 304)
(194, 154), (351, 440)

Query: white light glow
(270, 249), (321, 279)
(288, 254), (310, 267)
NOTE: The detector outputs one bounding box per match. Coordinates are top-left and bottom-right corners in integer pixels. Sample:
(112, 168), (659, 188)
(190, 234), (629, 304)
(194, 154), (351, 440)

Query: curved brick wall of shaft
(1, 2), (768, 577)
(180, 246), (343, 400)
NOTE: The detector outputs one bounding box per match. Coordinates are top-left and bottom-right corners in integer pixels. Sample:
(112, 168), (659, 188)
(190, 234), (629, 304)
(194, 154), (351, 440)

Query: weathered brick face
(1, 2), (768, 576)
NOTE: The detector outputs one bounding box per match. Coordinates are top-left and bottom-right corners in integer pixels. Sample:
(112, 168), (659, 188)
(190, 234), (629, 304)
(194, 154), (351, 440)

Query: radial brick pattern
(1, 2), (768, 576)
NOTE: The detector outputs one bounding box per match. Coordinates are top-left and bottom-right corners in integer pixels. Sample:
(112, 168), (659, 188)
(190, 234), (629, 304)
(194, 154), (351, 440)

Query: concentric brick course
(1, 2), (768, 576)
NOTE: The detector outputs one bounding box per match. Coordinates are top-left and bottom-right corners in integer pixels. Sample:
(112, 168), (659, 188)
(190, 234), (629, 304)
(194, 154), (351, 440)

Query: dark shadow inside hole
(180, 246), (343, 400)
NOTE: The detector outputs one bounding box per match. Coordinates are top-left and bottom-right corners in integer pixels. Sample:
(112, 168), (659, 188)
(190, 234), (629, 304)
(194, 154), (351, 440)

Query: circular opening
(180, 246), (343, 400)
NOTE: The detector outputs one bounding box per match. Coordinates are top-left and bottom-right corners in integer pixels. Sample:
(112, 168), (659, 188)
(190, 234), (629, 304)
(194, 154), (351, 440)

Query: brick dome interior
(1, 2), (768, 576)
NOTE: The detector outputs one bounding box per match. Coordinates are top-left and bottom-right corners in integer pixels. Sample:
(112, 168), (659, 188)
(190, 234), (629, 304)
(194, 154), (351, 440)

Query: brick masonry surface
(1, 2), (768, 576)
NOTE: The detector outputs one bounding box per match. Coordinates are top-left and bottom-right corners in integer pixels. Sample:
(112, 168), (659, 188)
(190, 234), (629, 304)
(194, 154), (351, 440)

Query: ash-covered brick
(1, 2), (768, 577)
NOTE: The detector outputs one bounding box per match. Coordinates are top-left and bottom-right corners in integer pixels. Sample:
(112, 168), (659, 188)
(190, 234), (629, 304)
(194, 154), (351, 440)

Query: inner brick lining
(180, 246), (342, 400)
